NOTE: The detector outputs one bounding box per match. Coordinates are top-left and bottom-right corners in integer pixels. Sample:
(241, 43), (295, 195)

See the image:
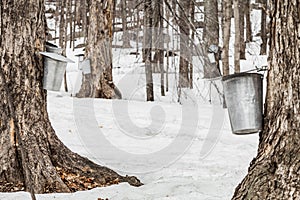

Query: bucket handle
(241, 66), (268, 74)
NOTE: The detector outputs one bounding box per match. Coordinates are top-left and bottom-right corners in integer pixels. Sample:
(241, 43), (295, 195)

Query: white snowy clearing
(0, 91), (259, 200)
(0, 48), (266, 200)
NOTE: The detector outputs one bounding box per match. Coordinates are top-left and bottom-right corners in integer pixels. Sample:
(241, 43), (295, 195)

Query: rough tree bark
(76, 0), (118, 98)
(0, 0), (141, 194)
(55, 0), (60, 40)
(189, 0), (195, 89)
(239, 0), (246, 60)
(232, 0), (300, 199)
(144, 0), (154, 101)
(153, 0), (165, 96)
(204, 0), (219, 55)
(178, 0), (190, 88)
(121, 0), (131, 48)
(81, 0), (88, 42)
(63, 0), (69, 92)
(67, 0), (73, 48)
(159, 0), (165, 96)
(59, 0), (66, 51)
(260, 0), (267, 55)
(165, 0), (171, 92)
(233, 0), (240, 73)
(222, 0), (231, 76)
(72, 0), (77, 50)
(245, 0), (252, 43)
(152, 0), (160, 73)
(204, 0), (219, 77)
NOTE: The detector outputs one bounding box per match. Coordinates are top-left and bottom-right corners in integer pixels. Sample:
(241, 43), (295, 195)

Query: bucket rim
(40, 52), (75, 63)
(233, 128), (262, 135)
(202, 76), (222, 81)
(222, 72), (263, 82)
(46, 42), (60, 48)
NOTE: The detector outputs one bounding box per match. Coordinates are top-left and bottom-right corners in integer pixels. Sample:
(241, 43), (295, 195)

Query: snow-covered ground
(1, 43), (265, 199)
(47, 93), (259, 200)
(0, 48), (264, 199)
(0, 4), (268, 199)
(0, 92), (259, 200)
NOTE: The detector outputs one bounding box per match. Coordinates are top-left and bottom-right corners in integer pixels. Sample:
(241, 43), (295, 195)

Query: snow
(3, 45), (264, 200)
(1, 53), (261, 199)
(1, 46), (263, 199)
(0, 3), (268, 200)
(0, 93), (259, 200)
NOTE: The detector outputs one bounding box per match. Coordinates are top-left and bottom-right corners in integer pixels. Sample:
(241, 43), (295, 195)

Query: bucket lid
(222, 72), (263, 82)
(79, 58), (91, 67)
(46, 42), (59, 48)
(39, 52), (75, 63)
(75, 53), (85, 57)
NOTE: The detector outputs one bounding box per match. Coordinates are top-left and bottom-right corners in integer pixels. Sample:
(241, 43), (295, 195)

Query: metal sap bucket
(222, 73), (263, 134)
(79, 59), (91, 74)
(45, 42), (63, 54)
(203, 45), (222, 80)
(40, 52), (74, 91)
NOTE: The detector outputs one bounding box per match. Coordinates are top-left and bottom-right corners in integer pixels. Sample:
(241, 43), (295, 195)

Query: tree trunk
(222, 0), (231, 76)
(159, 0), (165, 96)
(68, 0), (73, 48)
(260, 0), (267, 55)
(166, 1), (170, 92)
(63, 0), (69, 93)
(152, 0), (160, 73)
(81, 0), (87, 42)
(59, 0), (69, 92)
(59, 0), (66, 51)
(76, 0), (118, 98)
(0, 0), (140, 194)
(245, 0), (252, 42)
(54, 0), (60, 40)
(233, 0), (240, 73)
(232, 0), (300, 199)
(73, 0), (77, 50)
(121, 0), (131, 48)
(204, 0), (219, 77)
(189, 0), (195, 89)
(135, 6), (140, 57)
(204, 0), (219, 49)
(144, 0), (154, 101)
(239, 0), (246, 60)
(178, 0), (190, 88)
(75, 0), (82, 39)
(153, 0), (165, 96)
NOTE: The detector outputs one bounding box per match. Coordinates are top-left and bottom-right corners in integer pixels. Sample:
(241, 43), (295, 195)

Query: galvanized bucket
(79, 59), (91, 74)
(222, 73), (263, 134)
(45, 42), (63, 54)
(203, 45), (222, 80)
(40, 52), (74, 91)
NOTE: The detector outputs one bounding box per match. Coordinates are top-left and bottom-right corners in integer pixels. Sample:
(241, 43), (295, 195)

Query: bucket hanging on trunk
(222, 73), (263, 134)
(40, 52), (74, 91)
(45, 42), (63, 54)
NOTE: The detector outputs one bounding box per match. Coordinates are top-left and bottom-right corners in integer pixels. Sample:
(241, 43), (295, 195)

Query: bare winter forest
(0, 0), (299, 199)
